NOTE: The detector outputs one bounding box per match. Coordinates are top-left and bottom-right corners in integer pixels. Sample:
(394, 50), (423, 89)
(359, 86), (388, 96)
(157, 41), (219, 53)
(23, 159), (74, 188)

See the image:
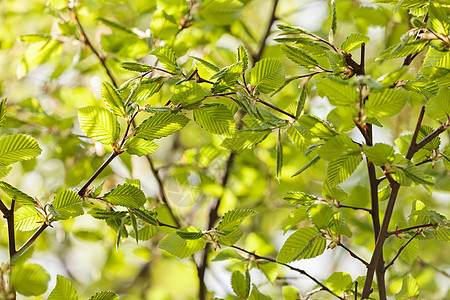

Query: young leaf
(191, 56), (220, 73)
(211, 62), (243, 93)
(315, 76), (359, 106)
(0, 98), (6, 128)
(103, 183), (147, 208)
(363, 143), (395, 166)
(291, 155), (320, 178)
(78, 106), (120, 145)
(88, 208), (127, 220)
(377, 39), (428, 60)
(425, 87), (449, 122)
(52, 190), (83, 220)
(231, 270), (251, 299)
(395, 163), (434, 186)
(198, 0), (244, 26)
(341, 33), (370, 53)
(14, 205), (44, 231)
(130, 208), (158, 226)
(317, 135), (360, 161)
(250, 58), (285, 94)
(394, 238), (418, 264)
(237, 45), (248, 70)
(218, 228), (244, 246)
(150, 46), (181, 74)
(249, 284), (272, 300)
(150, 10), (179, 41)
(0, 165), (12, 178)
(365, 88), (407, 118)
(0, 134), (42, 166)
(158, 232), (206, 258)
(193, 104), (237, 137)
(281, 45), (318, 68)
(120, 61), (151, 73)
(216, 209), (257, 233)
(308, 204), (334, 229)
(48, 275), (78, 300)
(276, 128), (283, 180)
(326, 154), (362, 186)
(135, 112), (190, 140)
(221, 130), (270, 151)
(331, 0), (337, 36)
(0, 181), (37, 204)
(212, 249), (246, 261)
(11, 263), (50, 296)
(297, 115), (337, 140)
(176, 226), (204, 240)
(124, 137), (159, 156)
(277, 227), (325, 263)
(101, 82), (125, 117)
(283, 206), (309, 233)
(88, 291), (119, 300)
(396, 276), (420, 299)
(171, 81), (209, 106)
(322, 272), (353, 294)
(283, 192), (317, 205)
(296, 83), (308, 118)
(328, 212), (352, 237)
(428, 3), (449, 36)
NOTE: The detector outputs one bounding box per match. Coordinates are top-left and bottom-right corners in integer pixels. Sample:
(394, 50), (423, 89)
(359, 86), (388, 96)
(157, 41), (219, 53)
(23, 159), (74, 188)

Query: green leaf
(276, 128), (283, 180)
(341, 33), (370, 53)
(281, 45), (318, 68)
(150, 46), (181, 74)
(125, 137), (159, 156)
(258, 262), (278, 284)
(277, 227), (325, 263)
(98, 17), (134, 34)
(237, 45), (249, 70)
(103, 183), (147, 208)
(221, 130), (270, 151)
(211, 62), (243, 93)
(14, 205), (44, 231)
(365, 89), (407, 118)
(0, 181), (37, 204)
(130, 208), (158, 226)
(176, 226), (204, 240)
(283, 192), (317, 205)
(88, 208), (127, 220)
(315, 77), (359, 106)
(11, 263), (50, 296)
(377, 39), (428, 60)
(322, 272), (353, 294)
(283, 286), (300, 300)
(218, 228), (244, 246)
(396, 276), (420, 299)
(158, 232), (206, 258)
(291, 155), (320, 178)
(327, 106), (358, 132)
(308, 204), (334, 229)
(317, 135), (360, 161)
(0, 98), (6, 128)
(331, 0), (337, 36)
(428, 3), (449, 36)
(52, 190), (83, 220)
(191, 56), (220, 73)
(193, 104), (237, 137)
(326, 154), (362, 186)
(425, 87), (449, 122)
(283, 207), (309, 233)
(78, 106), (120, 145)
(395, 163), (434, 186)
(249, 284), (272, 300)
(363, 143), (395, 166)
(88, 291), (119, 300)
(329, 212), (352, 237)
(231, 270), (251, 298)
(212, 249), (245, 261)
(297, 115), (337, 140)
(101, 82), (125, 117)
(48, 275), (78, 300)
(276, 24), (309, 35)
(394, 238), (418, 264)
(250, 58), (285, 94)
(171, 81), (209, 106)
(150, 10), (179, 41)
(217, 209), (257, 233)
(0, 165), (12, 178)
(0, 134), (42, 166)
(135, 112), (190, 140)
(435, 227), (450, 242)
(296, 83), (308, 119)
(198, 0), (244, 25)
(120, 61), (151, 73)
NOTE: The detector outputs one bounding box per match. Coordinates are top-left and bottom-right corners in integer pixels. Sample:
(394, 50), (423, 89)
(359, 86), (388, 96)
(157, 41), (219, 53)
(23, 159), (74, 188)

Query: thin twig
(384, 231), (420, 271)
(406, 106), (426, 160)
(337, 204), (371, 213)
(252, 0), (280, 63)
(15, 224), (49, 256)
(387, 223), (437, 237)
(255, 96), (295, 119)
(338, 242), (369, 266)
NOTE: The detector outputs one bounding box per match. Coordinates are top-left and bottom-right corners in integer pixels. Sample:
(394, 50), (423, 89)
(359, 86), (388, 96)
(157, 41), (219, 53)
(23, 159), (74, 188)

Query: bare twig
(387, 223), (437, 237)
(384, 231), (420, 271)
(338, 242), (369, 266)
(337, 204), (371, 213)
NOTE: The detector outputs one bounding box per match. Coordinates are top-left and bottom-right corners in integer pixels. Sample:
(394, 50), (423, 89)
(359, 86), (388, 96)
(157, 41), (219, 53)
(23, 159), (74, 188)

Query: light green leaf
(297, 115), (337, 140)
(237, 45), (249, 70)
(315, 76), (359, 106)
(231, 270), (251, 298)
(363, 143), (395, 166)
(341, 33), (370, 53)
(88, 291), (119, 300)
(395, 163), (434, 186)
(283, 286), (300, 300)
(130, 208), (158, 226)
(0, 98), (6, 128)
(217, 209), (257, 233)
(276, 128), (283, 180)
(150, 46), (181, 74)
(396, 276), (420, 299)
(0, 181), (36, 204)
(14, 205), (44, 231)
(291, 155), (320, 178)
(377, 39), (428, 60)
(125, 137), (159, 156)
(150, 10), (180, 41)
(218, 228), (243, 246)
(394, 238), (418, 264)
(428, 3), (449, 36)
(135, 112), (190, 140)
(52, 190), (83, 220)
(365, 89), (407, 118)
(322, 272), (353, 294)
(317, 135), (360, 161)
(249, 284), (272, 300)
(276, 24), (309, 35)
(158, 232), (206, 258)
(259, 262), (278, 284)
(281, 45), (318, 68)
(120, 61), (151, 73)
(211, 62), (243, 93)
(327, 105), (358, 132)
(283, 192), (317, 205)
(250, 58), (285, 94)
(48, 275), (78, 300)
(435, 227), (450, 242)
(0, 134), (42, 166)
(78, 106), (120, 145)
(176, 226), (204, 240)
(221, 130), (270, 151)
(308, 204), (334, 229)
(329, 212), (352, 237)
(103, 183), (147, 208)
(331, 0), (337, 35)
(212, 249), (245, 261)
(326, 154), (362, 186)
(277, 227), (325, 263)
(193, 104), (237, 137)
(101, 82), (125, 117)
(425, 87), (449, 122)
(11, 264), (50, 296)
(191, 56), (220, 73)
(171, 81), (209, 106)
(198, 0), (244, 25)
(0, 165), (12, 178)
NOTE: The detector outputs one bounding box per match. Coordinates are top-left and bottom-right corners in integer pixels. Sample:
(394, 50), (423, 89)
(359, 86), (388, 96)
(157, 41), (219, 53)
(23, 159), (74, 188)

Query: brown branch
(15, 224), (48, 256)
(403, 13), (429, 66)
(255, 96), (295, 119)
(406, 106), (426, 160)
(415, 121), (448, 153)
(251, 0), (279, 63)
(231, 245), (344, 300)
(338, 242), (369, 266)
(337, 204), (371, 213)
(387, 223), (437, 237)
(384, 231), (420, 271)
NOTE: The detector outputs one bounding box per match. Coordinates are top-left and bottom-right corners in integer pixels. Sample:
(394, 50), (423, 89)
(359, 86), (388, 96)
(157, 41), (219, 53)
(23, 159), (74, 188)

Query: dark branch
(16, 224), (48, 256)
(384, 231), (420, 271)
(338, 242), (369, 266)
(387, 223), (437, 237)
(251, 0), (279, 63)
(337, 204), (371, 213)
(406, 106), (426, 160)
(255, 96), (295, 119)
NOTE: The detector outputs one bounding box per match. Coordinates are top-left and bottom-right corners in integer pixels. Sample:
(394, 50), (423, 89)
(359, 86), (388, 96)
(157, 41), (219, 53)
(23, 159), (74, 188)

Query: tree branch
(337, 204), (371, 213)
(255, 96), (295, 119)
(338, 242), (369, 266)
(384, 231), (420, 271)
(251, 0), (279, 63)
(15, 224), (49, 256)
(406, 106), (426, 160)
(387, 223), (437, 237)
(231, 245), (344, 300)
